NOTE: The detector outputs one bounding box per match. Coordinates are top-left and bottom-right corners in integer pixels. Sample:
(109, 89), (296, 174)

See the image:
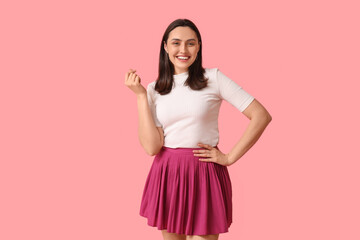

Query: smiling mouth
(176, 56), (190, 61)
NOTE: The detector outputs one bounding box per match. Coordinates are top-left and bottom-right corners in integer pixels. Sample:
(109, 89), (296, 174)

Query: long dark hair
(155, 18), (208, 95)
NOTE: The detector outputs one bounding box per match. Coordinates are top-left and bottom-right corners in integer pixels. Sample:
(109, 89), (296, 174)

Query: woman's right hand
(124, 69), (147, 97)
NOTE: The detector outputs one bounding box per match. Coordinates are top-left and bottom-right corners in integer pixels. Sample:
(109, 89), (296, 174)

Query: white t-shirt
(147, 67), (255, 148)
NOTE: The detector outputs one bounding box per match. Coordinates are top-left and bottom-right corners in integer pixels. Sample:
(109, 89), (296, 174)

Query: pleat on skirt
(139, 146), (232, 235)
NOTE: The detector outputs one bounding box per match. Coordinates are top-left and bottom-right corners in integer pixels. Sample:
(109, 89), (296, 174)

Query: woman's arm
(124, 69), (163, 156)
(226, 98), (272, 165)
(137, 93), (164, 156)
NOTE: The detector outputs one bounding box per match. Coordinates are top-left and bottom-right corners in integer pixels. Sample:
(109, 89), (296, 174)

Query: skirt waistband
(161, 146), (219, 155)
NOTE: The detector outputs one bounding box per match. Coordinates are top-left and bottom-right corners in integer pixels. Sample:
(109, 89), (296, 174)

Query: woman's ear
(164, 41), (167, 53)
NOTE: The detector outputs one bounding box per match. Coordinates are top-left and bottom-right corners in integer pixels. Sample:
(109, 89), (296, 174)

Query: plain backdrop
(1, 0), (359, 239)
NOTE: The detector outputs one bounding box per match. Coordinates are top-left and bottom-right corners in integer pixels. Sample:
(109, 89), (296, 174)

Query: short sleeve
(147, 83), (162, 127)
(216, 68), (255, 112)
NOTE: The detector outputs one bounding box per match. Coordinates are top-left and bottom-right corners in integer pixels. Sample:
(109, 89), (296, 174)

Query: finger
(209, 145), (215, 151)
(127, 69), (136, 78)
(199, 157), (214, 162)
(129, 73), (134, 83)
(135, 75), (140, 84)
(197, 143), (207, 148)
(195, 152), (211, 157)
(198, 143), (211, 150)
(130, 72), (137, 82)
(126, 71), (134, 81)
(194, 149), (205, 153)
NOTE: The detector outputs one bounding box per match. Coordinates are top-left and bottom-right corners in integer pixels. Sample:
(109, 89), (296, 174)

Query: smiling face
(164, 26), (201, 75)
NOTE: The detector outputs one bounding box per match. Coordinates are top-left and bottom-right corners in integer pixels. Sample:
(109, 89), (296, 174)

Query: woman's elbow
(263, 112), (272, 125)
(253, 110), (272, 125)
(145, 144), (163, 156)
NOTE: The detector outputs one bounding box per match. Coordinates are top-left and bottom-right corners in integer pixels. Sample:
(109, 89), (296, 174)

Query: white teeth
(177, 56), (189, 60)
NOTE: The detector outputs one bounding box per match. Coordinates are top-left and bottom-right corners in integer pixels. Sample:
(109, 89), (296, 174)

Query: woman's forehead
(169, 27), (197, 40)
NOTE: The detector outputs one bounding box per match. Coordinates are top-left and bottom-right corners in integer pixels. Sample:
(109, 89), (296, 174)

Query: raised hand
(124, 69), (147, 97)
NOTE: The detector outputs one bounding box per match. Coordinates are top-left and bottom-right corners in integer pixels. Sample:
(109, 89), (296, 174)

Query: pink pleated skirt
(139, 146), (232, 235)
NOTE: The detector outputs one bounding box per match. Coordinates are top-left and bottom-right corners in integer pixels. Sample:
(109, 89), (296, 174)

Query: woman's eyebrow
(171, 38), (196, 41)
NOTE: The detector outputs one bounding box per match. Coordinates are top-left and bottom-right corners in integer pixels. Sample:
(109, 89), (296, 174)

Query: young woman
(125, 19), (272, 240)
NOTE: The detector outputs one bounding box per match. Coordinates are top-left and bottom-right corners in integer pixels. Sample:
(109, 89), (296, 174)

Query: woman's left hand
(193, 143), (232, 167)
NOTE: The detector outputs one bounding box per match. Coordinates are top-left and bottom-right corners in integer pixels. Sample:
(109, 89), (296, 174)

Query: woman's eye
(172, 42), (195, 45)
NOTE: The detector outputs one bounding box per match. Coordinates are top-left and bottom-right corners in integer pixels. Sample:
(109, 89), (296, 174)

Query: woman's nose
(180, 43), (187, 52)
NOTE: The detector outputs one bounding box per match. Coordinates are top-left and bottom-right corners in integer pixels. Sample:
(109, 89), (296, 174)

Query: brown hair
(155, 18), (208, 95)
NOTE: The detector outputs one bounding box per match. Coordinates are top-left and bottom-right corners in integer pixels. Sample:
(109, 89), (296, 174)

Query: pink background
(1, 0), (359, 239)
